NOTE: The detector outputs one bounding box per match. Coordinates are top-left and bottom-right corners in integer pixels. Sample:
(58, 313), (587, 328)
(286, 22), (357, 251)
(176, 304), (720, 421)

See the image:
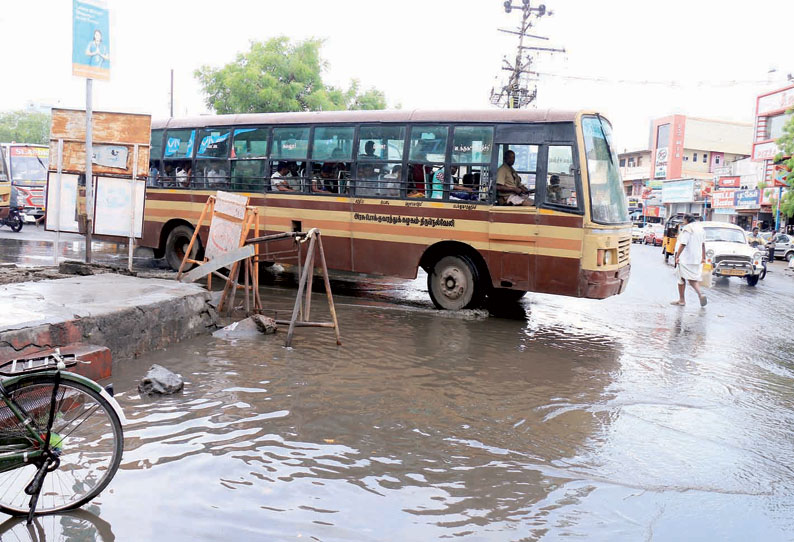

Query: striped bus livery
(142, 109), (631, 309)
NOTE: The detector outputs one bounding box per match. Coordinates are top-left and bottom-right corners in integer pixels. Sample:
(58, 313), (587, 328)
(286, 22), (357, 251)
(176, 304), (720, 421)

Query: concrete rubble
(138, 364), (184, 395)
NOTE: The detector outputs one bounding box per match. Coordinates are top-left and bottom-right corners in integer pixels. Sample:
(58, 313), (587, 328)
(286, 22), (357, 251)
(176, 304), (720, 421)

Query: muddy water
(2, 237), (794, 540)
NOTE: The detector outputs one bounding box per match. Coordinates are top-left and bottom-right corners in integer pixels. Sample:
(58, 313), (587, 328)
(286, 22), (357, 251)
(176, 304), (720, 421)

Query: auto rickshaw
(662, 214), (685, 263)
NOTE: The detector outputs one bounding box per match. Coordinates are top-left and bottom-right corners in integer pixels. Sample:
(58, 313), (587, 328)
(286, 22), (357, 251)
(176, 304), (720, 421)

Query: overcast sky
(1, 0), (792, 150)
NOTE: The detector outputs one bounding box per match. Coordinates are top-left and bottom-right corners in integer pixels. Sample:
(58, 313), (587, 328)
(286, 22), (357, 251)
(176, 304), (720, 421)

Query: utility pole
(490, 1), (564, 109)
(170, 69), (174, 117)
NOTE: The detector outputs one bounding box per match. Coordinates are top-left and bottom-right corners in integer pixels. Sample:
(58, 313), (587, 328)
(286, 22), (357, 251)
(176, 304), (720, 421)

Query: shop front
(734, 189), (760, 230)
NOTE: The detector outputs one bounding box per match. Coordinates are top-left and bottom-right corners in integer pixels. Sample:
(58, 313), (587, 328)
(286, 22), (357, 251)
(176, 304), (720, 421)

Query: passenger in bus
(451, 173), (478, 201)
(356, 163), (379, 197)
(360, 141), (378, 160)
(546, 174), (564, 204)
(271, 161), (296, 192)
(408, 163), (427, 197)
(176, 166), (192, 188)
(311, 164), (333, 193)
(429, 166), (453, 199)
(497, 150), (533, 205)
(206, 164), (227, 187)
(381, 165), (402, 198)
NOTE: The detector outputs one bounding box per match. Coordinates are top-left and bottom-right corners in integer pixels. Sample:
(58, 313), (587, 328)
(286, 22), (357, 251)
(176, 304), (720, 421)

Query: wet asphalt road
(2, 227), (794, 541)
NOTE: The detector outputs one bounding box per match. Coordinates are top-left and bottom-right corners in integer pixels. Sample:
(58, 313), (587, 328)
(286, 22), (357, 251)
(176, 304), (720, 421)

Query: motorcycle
(0, 206), (24, 232)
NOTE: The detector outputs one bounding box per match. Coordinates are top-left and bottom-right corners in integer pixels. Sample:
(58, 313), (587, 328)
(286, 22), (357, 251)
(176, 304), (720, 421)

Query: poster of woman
(72, 0), (110, 80)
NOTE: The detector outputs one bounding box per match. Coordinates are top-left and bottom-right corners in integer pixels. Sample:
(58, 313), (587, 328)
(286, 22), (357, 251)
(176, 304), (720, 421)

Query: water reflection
(0, 507), (115, 542)
(106, 300), (622, 539)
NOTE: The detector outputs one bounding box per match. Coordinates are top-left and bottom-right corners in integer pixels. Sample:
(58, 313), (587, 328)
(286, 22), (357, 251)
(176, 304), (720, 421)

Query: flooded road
(2, 229), (794, 540)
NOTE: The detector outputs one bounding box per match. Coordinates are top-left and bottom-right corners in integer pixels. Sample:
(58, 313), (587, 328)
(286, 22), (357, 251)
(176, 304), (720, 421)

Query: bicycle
(0, 349), (125, 524)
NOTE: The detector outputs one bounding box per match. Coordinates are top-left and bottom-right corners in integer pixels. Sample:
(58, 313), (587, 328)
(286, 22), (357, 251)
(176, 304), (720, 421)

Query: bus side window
(451, 125), (493, 202)
(357, 124), (406, 198)
(272, 127), (309, 193)
(408, 125), (448, 199)
(496, 144), (538, 206)
(544, 146), (577, 209)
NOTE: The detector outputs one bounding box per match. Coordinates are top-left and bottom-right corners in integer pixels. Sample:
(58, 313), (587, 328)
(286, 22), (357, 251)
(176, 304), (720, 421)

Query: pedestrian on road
(671, 214), (707, 307)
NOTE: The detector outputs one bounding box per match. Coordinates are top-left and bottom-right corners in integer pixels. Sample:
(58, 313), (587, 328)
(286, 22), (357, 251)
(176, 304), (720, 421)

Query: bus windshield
(582, 116), (629, 224)
(9, 147), (48, 183)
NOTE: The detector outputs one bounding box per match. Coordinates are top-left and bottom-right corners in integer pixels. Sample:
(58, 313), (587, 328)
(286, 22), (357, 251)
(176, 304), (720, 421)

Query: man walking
(671, 214), (707, 307)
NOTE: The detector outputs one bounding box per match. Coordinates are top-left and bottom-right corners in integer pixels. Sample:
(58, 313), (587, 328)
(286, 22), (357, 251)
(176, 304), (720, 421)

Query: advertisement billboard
(661, 179), (695, 203)
(72, 0), (110, 80)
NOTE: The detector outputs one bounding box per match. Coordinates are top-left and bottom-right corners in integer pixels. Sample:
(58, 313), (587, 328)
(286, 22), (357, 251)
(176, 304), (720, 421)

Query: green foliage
(775, 110), (794, 217)
(0, 110), (50, 145)
(195, 37), (387, 114)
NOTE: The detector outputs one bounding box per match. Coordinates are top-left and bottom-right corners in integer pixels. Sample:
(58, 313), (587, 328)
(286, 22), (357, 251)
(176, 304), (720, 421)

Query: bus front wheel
(428, 255), (482, 310)
(165, 225), (199, 271)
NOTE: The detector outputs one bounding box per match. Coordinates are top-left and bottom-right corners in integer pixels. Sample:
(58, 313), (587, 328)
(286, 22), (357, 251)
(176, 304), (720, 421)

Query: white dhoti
(676, 263), (702, 284)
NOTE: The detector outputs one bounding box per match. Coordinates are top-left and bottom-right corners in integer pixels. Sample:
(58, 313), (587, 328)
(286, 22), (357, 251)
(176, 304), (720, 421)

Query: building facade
(650, 115), (752, 182)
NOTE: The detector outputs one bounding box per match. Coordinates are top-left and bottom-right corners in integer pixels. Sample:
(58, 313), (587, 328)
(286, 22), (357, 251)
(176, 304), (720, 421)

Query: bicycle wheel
(0, 375), (123, 516)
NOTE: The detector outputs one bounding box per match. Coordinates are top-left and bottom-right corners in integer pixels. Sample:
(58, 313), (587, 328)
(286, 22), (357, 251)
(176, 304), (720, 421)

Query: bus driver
(496, 150), (533, 205)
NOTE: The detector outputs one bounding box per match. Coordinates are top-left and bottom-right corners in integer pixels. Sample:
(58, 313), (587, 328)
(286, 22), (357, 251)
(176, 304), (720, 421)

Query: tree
(774, 110), (794, 218)
(0, 110), (50, 145)
(195, 37), (387, 114)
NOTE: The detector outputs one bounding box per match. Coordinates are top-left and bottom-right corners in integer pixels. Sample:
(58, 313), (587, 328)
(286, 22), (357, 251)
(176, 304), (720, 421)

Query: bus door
(488, 139), (541, 292)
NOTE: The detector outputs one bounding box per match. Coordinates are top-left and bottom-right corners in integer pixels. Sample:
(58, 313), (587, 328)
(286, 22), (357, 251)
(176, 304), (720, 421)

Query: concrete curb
(0, 275), (218, 362)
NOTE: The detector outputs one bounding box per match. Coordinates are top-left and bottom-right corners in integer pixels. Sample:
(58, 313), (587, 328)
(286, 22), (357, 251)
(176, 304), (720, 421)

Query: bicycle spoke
(0, 377), (122, 516)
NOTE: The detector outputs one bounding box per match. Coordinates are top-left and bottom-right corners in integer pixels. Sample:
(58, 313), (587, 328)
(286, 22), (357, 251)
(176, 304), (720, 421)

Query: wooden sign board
(205, 191), (250, 260)
(48, 108), (151, 178)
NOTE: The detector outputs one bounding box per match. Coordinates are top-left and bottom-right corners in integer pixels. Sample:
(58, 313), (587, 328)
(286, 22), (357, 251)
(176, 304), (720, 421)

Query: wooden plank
(50, 108), (151, 145)
(180, 245), (255, 283)
(48, 140), (149, 177)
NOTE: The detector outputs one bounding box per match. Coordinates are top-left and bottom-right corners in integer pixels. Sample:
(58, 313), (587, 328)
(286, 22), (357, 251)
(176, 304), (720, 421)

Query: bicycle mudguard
(2, 371), (127, 426)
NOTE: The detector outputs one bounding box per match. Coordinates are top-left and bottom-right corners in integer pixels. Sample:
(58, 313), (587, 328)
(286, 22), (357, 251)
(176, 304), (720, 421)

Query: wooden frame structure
(176, 194), (259, 313)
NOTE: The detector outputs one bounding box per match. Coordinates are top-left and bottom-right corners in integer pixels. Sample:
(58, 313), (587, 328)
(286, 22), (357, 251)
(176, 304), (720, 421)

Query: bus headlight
(604, 250), (613, 265)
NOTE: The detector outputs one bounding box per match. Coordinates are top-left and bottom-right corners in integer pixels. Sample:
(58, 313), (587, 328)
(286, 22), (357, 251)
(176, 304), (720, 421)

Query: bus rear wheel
(165, 225), (199, 271)
(428, 255), (482, 310)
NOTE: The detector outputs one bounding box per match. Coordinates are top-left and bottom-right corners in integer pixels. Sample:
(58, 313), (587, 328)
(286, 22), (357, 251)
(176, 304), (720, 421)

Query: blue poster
(72, 0), (110, 80)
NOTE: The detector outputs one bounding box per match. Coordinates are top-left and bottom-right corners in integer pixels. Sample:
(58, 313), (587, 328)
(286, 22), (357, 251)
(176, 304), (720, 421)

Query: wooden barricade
(240, 230), (341, 348)
(176, 191), (259, 313)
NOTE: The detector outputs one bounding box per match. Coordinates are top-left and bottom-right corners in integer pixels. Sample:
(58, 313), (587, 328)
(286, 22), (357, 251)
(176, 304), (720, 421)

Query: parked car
(770, 233), (794, 261)
(643, 225), (664, 246)
(702, 222), (765, 286)
(631, 225), (645, 243)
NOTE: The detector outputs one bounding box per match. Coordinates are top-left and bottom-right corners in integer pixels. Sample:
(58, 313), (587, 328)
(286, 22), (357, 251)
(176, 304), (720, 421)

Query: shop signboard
(717, 176), (741, 188)
(646, 179), (663, 189)
(757, 85), (794, 116)
(773, 165), (790, 187)
(711, 190), (736, 209)
(752, 140), (780, 162)
(643, 206), (661, 218)
(654, 147), (669, 179)
(661, 179), (695, 203)
(734, 189), (760, 210)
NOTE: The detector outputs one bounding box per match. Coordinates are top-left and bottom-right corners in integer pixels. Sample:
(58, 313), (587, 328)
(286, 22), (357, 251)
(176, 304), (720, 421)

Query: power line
(531, 71), (794, 88)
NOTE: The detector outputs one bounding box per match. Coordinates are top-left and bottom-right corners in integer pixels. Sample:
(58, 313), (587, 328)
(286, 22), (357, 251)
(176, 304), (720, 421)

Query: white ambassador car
(701, 222), (765, 286)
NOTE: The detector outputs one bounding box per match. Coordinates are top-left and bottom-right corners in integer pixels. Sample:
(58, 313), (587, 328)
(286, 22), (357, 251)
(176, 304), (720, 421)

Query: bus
(142, 109), (631, 310)
(0, 143), (49, 222)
